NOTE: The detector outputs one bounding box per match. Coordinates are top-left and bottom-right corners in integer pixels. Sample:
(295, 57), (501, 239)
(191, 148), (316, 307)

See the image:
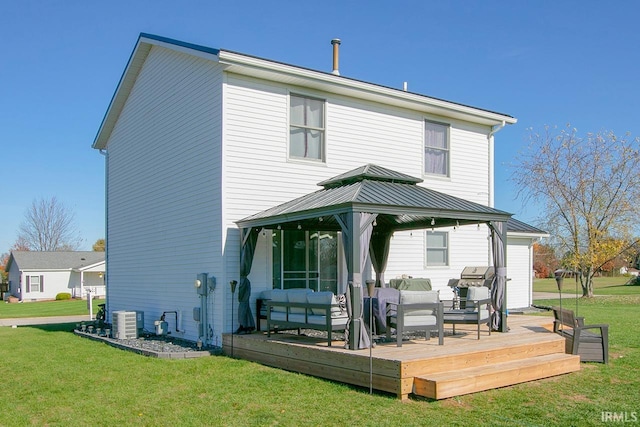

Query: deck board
(222, 315), (578, 399)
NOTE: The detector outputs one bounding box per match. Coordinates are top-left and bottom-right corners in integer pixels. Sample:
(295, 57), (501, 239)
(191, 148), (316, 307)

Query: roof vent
(331, 38), (341, 76)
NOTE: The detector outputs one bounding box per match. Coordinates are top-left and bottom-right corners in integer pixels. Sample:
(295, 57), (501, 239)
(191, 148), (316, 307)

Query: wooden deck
(222, 315), (581, 400)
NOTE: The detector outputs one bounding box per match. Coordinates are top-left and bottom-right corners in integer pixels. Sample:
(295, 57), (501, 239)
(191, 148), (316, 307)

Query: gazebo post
(489, 221), (509, 333)
(346, 212), (363, 350)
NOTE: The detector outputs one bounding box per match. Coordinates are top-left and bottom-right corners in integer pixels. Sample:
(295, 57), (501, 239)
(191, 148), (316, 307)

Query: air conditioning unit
(112, 311), (138, 339)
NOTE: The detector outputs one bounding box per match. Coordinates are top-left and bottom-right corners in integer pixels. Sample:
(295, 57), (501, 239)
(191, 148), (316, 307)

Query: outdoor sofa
(262, 289), (348, 346)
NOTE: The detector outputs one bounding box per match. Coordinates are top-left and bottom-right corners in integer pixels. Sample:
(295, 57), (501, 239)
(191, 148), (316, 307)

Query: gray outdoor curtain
(369, 230), (392, 288)
(338, 212), (374, 349)
(489, 221), (507, 332)
(238, 228), (257, 331)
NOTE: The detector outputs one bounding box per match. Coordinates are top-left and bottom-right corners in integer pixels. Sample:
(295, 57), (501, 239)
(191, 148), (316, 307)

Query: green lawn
(1, 295), (638, 426)
(0, 298), (94, 318)
(533, 275), (640, 295)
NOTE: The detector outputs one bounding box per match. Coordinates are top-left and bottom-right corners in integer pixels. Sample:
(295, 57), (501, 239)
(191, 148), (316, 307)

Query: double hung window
(290, 94), (325, 161)
(426, 231), (449, 267)
(424, 121), (449, 176)
(26, 275), (42, 293)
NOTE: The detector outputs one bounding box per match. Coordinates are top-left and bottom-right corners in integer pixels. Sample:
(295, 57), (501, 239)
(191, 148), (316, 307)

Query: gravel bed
(75, 329), (221, 357)
(114, 335), (204, 353)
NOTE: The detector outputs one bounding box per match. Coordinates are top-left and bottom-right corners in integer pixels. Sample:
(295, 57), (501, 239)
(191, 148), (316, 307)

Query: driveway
(533, 292), (562, 300)
(0, 315), (92, 327)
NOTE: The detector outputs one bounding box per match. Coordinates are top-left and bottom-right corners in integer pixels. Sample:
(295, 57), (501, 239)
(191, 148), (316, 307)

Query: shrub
(55, 293), (72, 301)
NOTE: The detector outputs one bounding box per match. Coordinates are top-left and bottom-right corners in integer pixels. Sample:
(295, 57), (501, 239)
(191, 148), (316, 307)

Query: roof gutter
(217, 50), (516, 127)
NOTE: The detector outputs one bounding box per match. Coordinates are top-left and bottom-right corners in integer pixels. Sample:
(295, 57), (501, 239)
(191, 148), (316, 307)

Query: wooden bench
(552, 306), (609, 364)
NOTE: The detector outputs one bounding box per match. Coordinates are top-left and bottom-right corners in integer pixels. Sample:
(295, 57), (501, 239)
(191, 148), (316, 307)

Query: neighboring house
(620, 266), (639, 277)
(92, 33), (543, 345)
(6, 251), (105, 301)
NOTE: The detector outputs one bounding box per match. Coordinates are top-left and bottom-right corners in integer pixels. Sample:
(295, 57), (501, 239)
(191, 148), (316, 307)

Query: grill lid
(453, 266), (496, 288)
(460, 266), (495, 279)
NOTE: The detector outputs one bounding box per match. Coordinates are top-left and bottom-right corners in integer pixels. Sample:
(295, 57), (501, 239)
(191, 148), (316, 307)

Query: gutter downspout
(488, 120), (506, 208)
(487, 121), (506, 266)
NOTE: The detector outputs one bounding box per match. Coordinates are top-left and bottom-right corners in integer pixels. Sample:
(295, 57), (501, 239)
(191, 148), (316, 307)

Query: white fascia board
(76, 261), (106, 272)
(507, 232), (550, 239)
(218, 50), (517, 127)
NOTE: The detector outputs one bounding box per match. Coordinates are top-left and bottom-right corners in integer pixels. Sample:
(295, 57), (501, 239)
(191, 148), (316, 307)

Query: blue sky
(1, 1), (639, 253)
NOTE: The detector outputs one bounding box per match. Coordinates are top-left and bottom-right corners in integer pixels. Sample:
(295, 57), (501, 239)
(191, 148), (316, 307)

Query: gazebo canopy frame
(236, 164), (511, 349)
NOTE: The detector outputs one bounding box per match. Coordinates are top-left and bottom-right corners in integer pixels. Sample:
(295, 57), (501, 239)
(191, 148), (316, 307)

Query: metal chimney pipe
(331, 38), (341, 75)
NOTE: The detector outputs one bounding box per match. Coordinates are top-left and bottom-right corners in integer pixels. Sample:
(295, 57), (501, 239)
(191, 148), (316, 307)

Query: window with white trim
(424, 120), (449, 176)
(426, 231), (449, 266)
(27, 275), (43, 293)
(289, 94), (325, 161)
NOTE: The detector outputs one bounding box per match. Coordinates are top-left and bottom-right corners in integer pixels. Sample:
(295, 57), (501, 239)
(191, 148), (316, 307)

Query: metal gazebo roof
(236, 164), (512, 232)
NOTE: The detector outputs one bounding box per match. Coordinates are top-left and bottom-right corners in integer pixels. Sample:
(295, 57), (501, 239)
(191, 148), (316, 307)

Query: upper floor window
(426, 231), (449, 267)
(290, 94), (325, 161)
(424, 121), (449, 176)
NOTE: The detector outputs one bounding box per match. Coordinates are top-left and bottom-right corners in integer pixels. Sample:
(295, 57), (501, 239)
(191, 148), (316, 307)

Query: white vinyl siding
(425, 121), (491, 205)
(17, 270), (94, 301)
(104, 45), (224, 340)
(507, 237), (535, 309)
(222, 74), (494, 298)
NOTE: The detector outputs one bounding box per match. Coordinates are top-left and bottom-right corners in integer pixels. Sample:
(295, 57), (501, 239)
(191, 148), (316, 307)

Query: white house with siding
(92, 33), (544, 346)
(6, 251), (105, 301)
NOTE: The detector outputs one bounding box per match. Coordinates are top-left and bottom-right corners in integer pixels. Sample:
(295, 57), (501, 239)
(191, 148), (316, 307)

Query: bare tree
(513, 125), (640, 297)
(17, 197), (82, 251)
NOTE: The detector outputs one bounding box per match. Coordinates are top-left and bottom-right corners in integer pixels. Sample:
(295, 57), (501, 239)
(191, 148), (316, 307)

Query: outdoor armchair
(443, 286), (492, 339)
(386, 290), (444, 347)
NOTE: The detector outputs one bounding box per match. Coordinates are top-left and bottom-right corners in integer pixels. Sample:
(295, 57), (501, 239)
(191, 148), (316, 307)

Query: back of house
(93, 33), (542, 345)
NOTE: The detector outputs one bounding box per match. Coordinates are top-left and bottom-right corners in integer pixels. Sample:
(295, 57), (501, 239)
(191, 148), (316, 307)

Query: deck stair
(410, 336), (580, 399)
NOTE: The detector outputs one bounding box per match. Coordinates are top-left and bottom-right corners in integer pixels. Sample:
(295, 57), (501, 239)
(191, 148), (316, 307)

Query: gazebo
(236, 164), (511, 350)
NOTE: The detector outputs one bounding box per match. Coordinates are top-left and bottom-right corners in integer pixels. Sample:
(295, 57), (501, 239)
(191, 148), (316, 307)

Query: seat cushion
(400, 290), (440, 316)
(270, 311), (287, 321)
(307, 291), (343, 316)
(444, 309), (490, 322)
(259, 289), (274, 300)
(465, 287), (489, 312)
(403, 314), (437, 327)
(288, 289), (312, 314)
(270, 289), (288, 313)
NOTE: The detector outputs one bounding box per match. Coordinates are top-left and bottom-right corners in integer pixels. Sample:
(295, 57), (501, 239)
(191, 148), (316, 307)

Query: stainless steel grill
(457, 266), (495, 288)
(449, 266), (495, 309)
